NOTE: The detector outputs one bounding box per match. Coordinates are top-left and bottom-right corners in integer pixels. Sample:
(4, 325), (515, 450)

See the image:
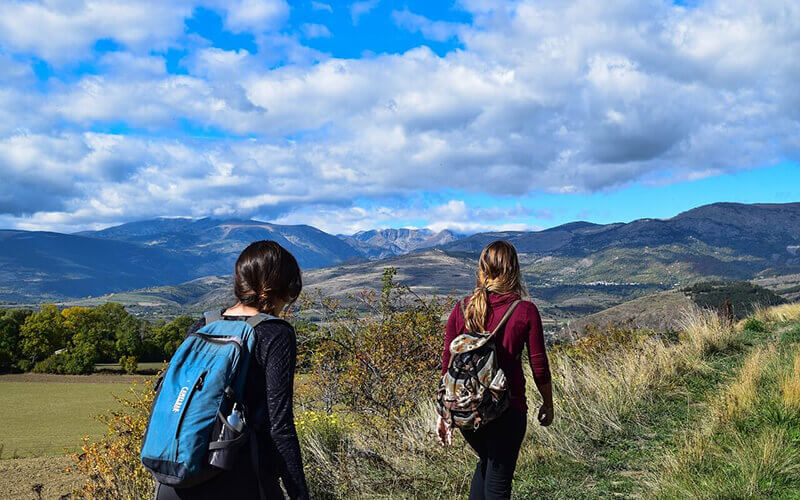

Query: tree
(0, 308), (32, 367)
(115, 315), (144, 360)
(20, 304), (68, 365)
(153, 316), (196, 359)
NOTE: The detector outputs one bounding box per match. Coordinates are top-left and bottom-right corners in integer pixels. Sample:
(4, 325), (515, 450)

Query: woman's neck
(223, 302), (262, 317)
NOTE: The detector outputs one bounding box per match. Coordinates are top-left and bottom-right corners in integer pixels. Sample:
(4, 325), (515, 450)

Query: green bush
(33, 352), (70, 374)
(742, 317), (768, 333)
(781, 325), (800, 344)
(119, 355), (138, 374)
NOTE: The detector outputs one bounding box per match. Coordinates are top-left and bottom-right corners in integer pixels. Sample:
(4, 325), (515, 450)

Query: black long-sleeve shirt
(157, 314), (309, 500)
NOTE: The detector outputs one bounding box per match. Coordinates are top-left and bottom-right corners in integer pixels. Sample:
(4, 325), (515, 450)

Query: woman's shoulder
(515, 299), (541, 317)
(253, 318), (296, 343)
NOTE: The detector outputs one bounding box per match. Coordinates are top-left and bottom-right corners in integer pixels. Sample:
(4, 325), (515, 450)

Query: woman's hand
(537, 404), (554, 426)
(436, 416), (452, 446)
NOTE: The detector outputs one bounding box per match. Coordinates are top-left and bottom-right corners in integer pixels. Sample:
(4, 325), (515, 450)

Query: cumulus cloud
(392, 9), (463, 42)
(350, 0), (379, 25)
(0, 0), (799, 232)
(301, 23), (332, 39)
(224, 0), (289, 33)
(0, 0), (196, 62)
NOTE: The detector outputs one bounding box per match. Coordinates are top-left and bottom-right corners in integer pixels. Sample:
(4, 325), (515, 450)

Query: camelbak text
(172, 387), (189, 412)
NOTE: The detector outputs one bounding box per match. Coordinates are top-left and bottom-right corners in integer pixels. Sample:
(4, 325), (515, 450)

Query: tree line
(0, 304), (195, 374)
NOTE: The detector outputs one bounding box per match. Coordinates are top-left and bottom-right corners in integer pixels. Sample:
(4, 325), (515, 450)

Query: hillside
(565, 281), (787, 337)
(441, 202), (800, 286)
(0, 230), (198, 302)
(66, 250), (477, 318)
(64, 249), (668, 322)
(79, 218), (364, 274)
(753, 273), (800, 301)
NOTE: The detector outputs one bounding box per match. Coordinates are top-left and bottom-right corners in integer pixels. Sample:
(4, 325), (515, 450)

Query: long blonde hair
(464, 240), (525, 332)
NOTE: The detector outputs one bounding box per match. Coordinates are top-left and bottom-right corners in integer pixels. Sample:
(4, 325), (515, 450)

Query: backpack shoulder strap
(203, 309), (223, 324)
(490, 300), (521, 336)
(245, 313), (277, 328)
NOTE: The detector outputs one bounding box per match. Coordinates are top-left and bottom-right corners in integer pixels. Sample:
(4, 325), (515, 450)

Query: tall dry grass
(753, 302), (800, 323)
(529, 304), (741, 460)
(780, 351), (800, 411)
(652, 305), (800, 498)
(714, 345), (774, 422)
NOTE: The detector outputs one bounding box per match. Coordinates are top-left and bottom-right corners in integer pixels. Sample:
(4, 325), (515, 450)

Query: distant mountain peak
(339, 227), (464, 258)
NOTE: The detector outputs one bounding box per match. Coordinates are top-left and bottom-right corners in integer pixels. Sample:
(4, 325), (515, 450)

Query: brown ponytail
(464, 240), (524, 332)
(234, 240), (302, 315)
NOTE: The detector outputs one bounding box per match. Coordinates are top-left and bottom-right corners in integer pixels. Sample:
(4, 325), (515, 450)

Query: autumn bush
(72, 379), (154, 499)
(301, 268), (448, 430)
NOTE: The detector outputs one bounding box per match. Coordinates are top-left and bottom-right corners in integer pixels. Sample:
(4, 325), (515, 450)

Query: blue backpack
(141, 311), (280, 488)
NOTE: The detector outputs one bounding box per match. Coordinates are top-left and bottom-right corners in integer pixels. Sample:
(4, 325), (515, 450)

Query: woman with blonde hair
(438, 240), (553, 500)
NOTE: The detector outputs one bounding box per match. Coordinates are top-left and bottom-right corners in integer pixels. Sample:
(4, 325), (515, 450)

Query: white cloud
(1, 0), (799, 231)
(392, 9), (463, 42)
(0, 0), (196, 62)
(224, 0), (289, 33)
(301, 23), (332, 39)
(350, 0), (379, 25)
(311, 1), (332, 13)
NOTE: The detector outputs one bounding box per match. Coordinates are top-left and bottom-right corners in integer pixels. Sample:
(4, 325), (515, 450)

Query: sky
(0, 0), (798, 235)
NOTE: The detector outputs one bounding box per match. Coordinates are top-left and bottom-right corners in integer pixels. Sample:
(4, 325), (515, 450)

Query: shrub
(742, 317), (768, 333)
(119, 355), (138, 374)
(304, 268), (448, 430)
(33, 352), (70, 374)
(780, 324), (800, 345)
(72, 379), (154, 498)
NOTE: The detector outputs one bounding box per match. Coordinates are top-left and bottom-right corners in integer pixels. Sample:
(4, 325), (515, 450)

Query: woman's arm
(259, 323), (309, 500)
(526, 303), (554, 425)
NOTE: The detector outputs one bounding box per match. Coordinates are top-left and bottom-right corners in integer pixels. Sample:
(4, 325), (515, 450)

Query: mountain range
(339, 228), (461, 258)
(1, 202), (799, 313)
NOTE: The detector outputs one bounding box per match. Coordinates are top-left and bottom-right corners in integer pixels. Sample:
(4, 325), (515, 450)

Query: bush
(72, 379), (155, 498)
(742, 317), (768, 333)
(119, 355), (138, 374)
(33, 352), (70, 374)
(33, 350), (96, 374)
(304, 268), (448, 429)
(781, 325), (800, 344)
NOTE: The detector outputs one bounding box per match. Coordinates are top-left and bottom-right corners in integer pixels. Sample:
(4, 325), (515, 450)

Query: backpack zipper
(172, 369), (208, 463)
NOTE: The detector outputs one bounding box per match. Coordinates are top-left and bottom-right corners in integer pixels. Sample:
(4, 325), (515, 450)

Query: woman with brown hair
(157, 240), (309, 500)
(438, 240), (553, 500)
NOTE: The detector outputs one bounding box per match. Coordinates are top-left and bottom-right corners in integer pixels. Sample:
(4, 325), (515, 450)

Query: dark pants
(460, 408), (527, 500)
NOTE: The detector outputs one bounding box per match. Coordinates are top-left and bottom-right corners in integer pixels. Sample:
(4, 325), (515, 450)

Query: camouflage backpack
(436, 299), (521, 430)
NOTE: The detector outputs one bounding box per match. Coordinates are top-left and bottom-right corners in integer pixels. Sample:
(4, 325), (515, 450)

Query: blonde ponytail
(464, 241), (524, 332)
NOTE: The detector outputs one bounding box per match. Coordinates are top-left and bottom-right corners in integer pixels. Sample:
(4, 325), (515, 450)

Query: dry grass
(652, 312), (800, 498)
(529, 304), (740, 461)
(753, 302), (800, 323)
(781, 351), (800, 411)
(679, 305), (740, 359)
(714, 346), (773, 422)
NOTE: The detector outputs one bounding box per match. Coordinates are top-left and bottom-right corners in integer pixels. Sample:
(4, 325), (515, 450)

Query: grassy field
(0, 373), (144, 459)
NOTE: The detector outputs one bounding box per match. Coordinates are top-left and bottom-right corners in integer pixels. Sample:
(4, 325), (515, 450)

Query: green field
(0, 374), (142, 459)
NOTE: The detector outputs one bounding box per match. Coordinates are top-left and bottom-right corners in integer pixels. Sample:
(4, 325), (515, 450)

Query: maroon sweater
(441, 292), (551, 413)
